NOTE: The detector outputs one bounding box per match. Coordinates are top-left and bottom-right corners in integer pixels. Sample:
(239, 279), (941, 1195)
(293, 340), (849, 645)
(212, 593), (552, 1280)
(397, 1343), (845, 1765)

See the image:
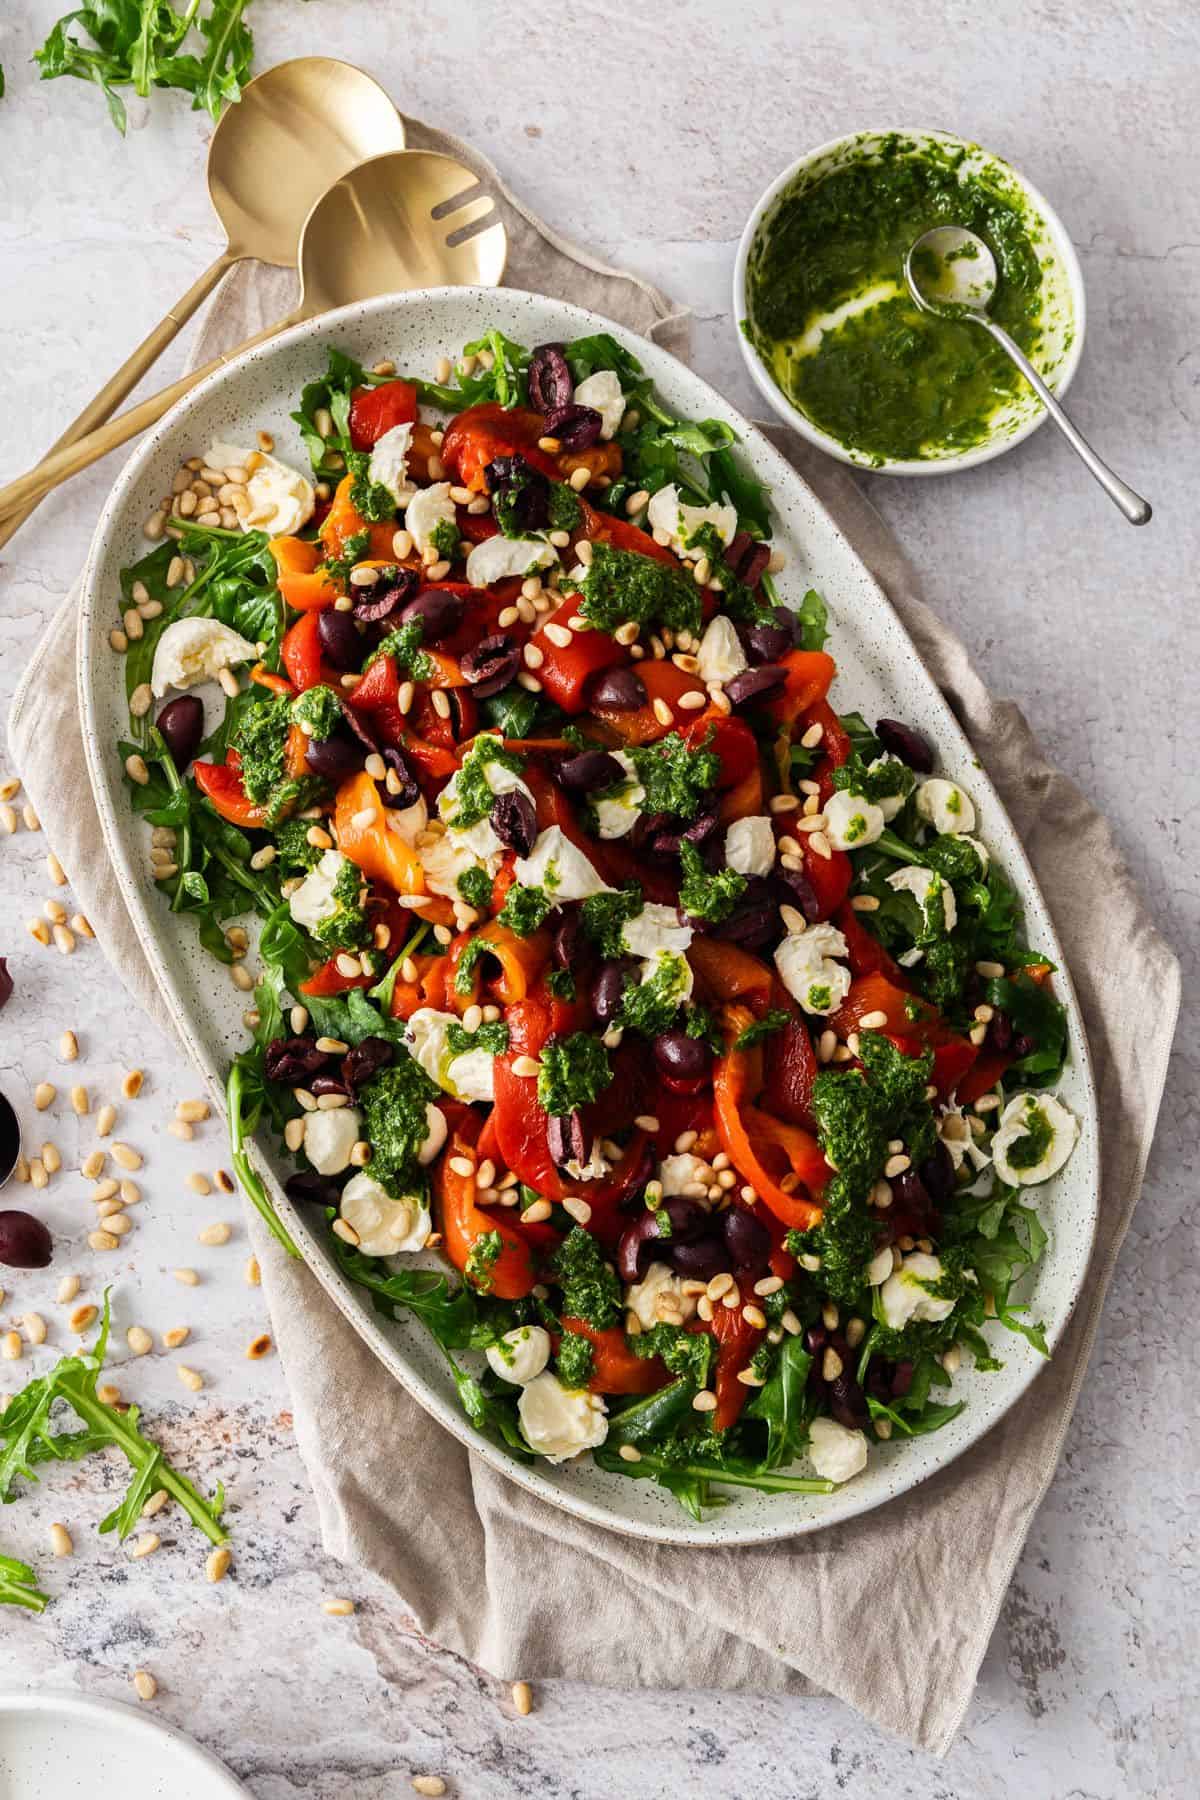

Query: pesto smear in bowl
(742, 132), (1079, 468)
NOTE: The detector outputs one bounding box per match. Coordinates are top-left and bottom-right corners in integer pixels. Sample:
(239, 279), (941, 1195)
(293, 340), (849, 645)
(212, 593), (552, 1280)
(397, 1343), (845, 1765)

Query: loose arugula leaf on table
(0, 1552), (49, 1614)
(34, 0), (256, 134)
(0, 1296), (228, 1546)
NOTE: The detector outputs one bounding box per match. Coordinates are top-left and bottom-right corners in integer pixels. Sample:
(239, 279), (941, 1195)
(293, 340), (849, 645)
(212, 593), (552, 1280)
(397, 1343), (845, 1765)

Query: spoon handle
(981, 319), (1152, 526)
(0, 252), (236, 551)
(0, 312), (292, 524)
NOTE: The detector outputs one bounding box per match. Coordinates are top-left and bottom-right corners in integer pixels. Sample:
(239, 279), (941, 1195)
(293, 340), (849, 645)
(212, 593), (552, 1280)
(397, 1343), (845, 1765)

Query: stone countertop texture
(0, 1), (1195, 1794)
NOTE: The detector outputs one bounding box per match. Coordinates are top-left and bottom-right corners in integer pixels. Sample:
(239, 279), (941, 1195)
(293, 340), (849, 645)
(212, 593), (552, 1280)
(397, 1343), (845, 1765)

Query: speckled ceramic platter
(78, 288), (1099, 1546)
(0, 1691), (251, 1797)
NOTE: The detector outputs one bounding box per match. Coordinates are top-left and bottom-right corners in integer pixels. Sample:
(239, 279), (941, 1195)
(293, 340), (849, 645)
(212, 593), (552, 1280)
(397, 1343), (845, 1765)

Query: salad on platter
(112, 327), (1081, 1518)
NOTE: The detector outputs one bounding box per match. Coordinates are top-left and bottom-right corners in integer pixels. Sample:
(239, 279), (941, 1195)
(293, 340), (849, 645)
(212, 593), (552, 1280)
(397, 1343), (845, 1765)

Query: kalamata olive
(0, 1090), (18, 1186)
(829, 1372), (870, 1430)
(617, 1210), (664, 1282)
(652, 1031), (711, 1081)
(491, 789), (538, 856)
(724, 665), (787, 708)
(303, 732), (361, 783)
(668, 1235), (727, 1281)
(558, 749), (624, 793)
(284, 1171), (341, 1209)
(891, 1166), (933, 1218)
(1011, 1032), (1036, 1059)
(726, 529), (753, 573)
(739, 543), (770, 589)
(398, 586), (467, 643)
(527, 343), (573, 414)
(542, 402), (603, 451)
(310, 1072), (351, 1099)
(875, 718), (934, 773)
(485, 455), (550, 532)
(265, 1037), (330, 1084)
(342, 1035), (394, 1092)
(0, 1209), (53, 1268)
(351, 568), (418, 624)
(986, 1007), (1013, 1053)
(546, 1110), (587, 1169)
(379, 747), (420, 810)
(592, 959), (632, 1025)
(723, 1205), (772, 1276)
(460, 634), (520, 698)
(0, 958), (11, 1011)
(552, 910), (582, 970)
(155, 694), (204, 769)
(659, 1195), (710, 1240)
(711, 878), (779, 948)
(773, 865), (822, 923)
(656, 801), (720, 855)
(589, 666), (647, 711)
(917, 1140), (956, 1207)
(744, 621), (793, 664)
(805, 1324), (826, 1356)
(316, 608), (362, 670)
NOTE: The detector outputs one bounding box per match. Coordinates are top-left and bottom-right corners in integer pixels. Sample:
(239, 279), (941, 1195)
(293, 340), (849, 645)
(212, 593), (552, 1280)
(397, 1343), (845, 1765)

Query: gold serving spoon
(0, 151), (507, 523)
(0, 57), (406, 550)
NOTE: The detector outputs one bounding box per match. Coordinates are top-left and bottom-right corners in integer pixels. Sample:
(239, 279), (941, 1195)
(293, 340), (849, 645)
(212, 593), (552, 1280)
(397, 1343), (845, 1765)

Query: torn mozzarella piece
(416, 832), (489, 901)
(696, 613), (748, 686)
(339, 1171), (431, 1256)
(211, 443), (314, 537)
(438, 752), (534, 859)
(368, 422), (416, 507)
(773, 920), (851, 1017)
(620, 903), (693, 961)
(991, 1092), (1079, 1187)
(514, 826), (613, 902)
(915, 777), (976, 835)
(518, 1372), (608, 1462)
(624, 1261), (699, 1330)
(302, 1106), (362, 1176)
(807, 1416), (869, 1483)
(724, 815), (776, 877)
(657, 1152), (711, 1196)
(887, 864), (957, 933)
(405, 481), (457, 557)
(404, 1007), (495, 1103)
(150, 617), (257, 698)
(573, 368), (626, 438)
(486, 1325), (552, 1386)
(288, 848), (349, 934)
(646, 483), (737, 557)
(823, 789), (886, 852)
(593, 750), (644, 840)
(879, 1251), (956, 1330)
(867, 756), (911, 822)
(465, 534), (558, 586)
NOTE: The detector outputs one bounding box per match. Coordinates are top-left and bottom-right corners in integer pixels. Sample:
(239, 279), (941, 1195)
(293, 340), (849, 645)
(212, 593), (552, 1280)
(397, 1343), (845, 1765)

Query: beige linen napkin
(7, 120), (1179, 1755)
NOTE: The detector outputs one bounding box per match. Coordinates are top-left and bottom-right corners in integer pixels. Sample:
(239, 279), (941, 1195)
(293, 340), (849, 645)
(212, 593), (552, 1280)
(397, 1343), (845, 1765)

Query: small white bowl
(733, 126), (1087, 475)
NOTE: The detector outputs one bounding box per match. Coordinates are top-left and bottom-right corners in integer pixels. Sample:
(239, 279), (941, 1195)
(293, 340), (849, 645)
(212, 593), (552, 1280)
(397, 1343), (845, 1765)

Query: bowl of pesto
(735, 128), (1085, 473)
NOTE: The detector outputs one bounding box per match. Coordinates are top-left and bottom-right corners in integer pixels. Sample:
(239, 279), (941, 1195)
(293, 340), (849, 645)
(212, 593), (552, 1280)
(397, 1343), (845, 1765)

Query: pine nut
(57, 1274), (80, 1304)
(22, 1313), (47, 1345)
(1, 1332), (22, 1360)
(178, 1365), (205, 1393)
(246, 1334), (272, 1360)
(130, 1532), (160, 1559)
(205, 1545), (231, 1581)
(50, 1522), (73, 1558)
(96, 1103), (117, 1136)
(60, 1030), (79, 1061)
(321, 1596), (355, 1616)
(121, 1069), (145, 1100)
(111, 1143), (142, 1171)
(168, 1120), (194, 1141)
(69, 1306), (97, 1336)
(173, 1268), (199, 1285)
(163, 1326), (190, 1349)
(412, 1778), (446, 1797)
(143, 1489), (169, 1517)
(27, 917), (51, 945)
(198, 1221), (232, 1247)
(132, 1670), (158, 1701)
(41, 1142), (61, 1174)
(126, 1325), (152, 1356)
(186, 1172), (212, 1195)
(34, 1082), (55, 1111)
(511, 1680), (534, 1715)
(692, 1389), (718, 1412)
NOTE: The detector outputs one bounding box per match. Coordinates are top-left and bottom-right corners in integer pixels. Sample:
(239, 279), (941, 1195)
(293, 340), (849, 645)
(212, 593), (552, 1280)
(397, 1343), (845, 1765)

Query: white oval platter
(78, 287), (1098, 1546)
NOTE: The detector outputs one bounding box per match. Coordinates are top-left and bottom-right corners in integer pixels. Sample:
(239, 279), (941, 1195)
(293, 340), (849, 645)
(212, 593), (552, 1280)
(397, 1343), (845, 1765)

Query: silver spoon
(904, 225), (1151, 525)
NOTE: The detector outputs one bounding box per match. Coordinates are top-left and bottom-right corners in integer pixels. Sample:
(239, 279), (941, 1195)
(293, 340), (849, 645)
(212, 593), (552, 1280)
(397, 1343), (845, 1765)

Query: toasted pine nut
(511, 1680), (534, 1716)
(130, 1532), (160, 1559)
(126, 1325), (152, 1356)
(244, 1256), (261, 1287)
(50, 1522), (73, 1558)
(178, 1365), (204, 1393)
(132, 1670), (158, 1701)
(121, 1069), (145, 1099)
(205, 1546), (230, 1582)
(162, 1326), (190, 1349)
(321, 1597), (356, 1617)
(59, 1030), (79, 1061)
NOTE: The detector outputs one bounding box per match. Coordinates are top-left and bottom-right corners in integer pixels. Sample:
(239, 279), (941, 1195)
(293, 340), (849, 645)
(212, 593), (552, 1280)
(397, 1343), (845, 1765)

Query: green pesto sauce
(746, 140), (1048, 463)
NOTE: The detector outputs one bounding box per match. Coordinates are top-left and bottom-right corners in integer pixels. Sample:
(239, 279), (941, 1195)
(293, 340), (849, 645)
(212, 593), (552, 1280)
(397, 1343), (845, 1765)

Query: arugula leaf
(745, 1337), (813, 1469)
(733, 1008), (791, 1051)
(795, 588), (829, 652)
(0, 1552), (49, 1613)
(226, 1058), (302, 1258)
(34, 1), (255, 134)
(0, 1295), (227, 1546)
(565, 334), (644, 388)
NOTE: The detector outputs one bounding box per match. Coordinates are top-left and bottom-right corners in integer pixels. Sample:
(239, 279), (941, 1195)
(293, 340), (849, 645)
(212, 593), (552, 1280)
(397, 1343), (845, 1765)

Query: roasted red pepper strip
(348, 379), (418, 450)
(833, 900), (910, 985)
(492, 996), (566, 1202)
(437, 1117), (536, 1300)
(764, 650), (836, 730)
(440, 403), (561, 491)
(578, 498), (677, 566)
(192, 750), (267, 829)
(559, 1316), (668, 1395)
(713, 1008), (828, 1231)
(710, 1303), (763, 1430)
(529, 599), (626, 713)
(762, 1013), (820, 1131)
(281, 612), (324, 692)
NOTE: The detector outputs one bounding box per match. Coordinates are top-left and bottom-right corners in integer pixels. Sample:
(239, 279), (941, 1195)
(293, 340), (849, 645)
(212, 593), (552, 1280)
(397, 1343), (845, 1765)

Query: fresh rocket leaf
(745, 1337), (813, 1469)
(34, 0), (256, 134)
(0, 1295), (228, 1547)
(0, 1552), (49, 1613)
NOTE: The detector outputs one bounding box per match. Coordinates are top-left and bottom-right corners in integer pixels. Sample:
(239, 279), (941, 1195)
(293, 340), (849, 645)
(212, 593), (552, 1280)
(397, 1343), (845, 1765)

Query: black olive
(316, 609), (362, 670)
(304, 733), (361, 783)
(398, 587), (467, 643)
(875, 718), (934, 773)
(527, 344), (574, 414)
(652, 1031), (711, 1081)
(558, 749), (624, 793)
(589, 667), (647, 711)
(0, 1210), (53, 1269)
(155, 695), (205, 769)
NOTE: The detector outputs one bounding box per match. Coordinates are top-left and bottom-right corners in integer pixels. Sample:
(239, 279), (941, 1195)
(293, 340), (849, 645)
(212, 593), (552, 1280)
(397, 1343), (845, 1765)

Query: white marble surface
(0, 1), (1195, 1794)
